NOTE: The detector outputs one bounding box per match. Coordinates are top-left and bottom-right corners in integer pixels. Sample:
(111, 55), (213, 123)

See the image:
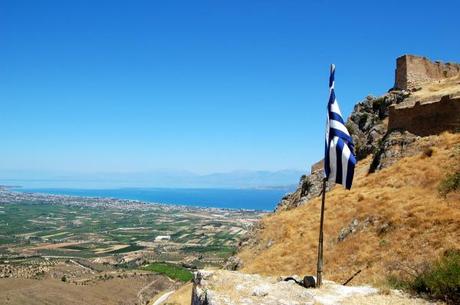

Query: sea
(12, 187), (291, 211)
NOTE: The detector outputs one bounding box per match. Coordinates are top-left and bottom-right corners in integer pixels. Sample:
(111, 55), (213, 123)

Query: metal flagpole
(316, 177), (327, 287)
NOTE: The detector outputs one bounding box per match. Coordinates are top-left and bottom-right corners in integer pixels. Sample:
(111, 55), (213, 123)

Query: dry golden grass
(238, 133), (460, 285)
(404, 75), (460, 105)
(164, 283), (192, 305)
(340, 293), (442, 305)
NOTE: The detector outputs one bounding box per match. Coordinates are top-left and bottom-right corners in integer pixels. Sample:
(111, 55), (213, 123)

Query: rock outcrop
(275, 169), (330, 212)
(369, 129), (445, 173)
(223, 255), (244, 271)
(347, 91), (409, 160)
(191, 270), (380, 305)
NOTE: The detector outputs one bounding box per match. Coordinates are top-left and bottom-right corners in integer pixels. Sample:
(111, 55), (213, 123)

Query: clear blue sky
(1, 0), (459, 175)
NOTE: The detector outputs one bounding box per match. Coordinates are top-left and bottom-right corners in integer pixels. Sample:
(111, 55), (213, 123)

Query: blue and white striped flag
(324, 64), (356, 189)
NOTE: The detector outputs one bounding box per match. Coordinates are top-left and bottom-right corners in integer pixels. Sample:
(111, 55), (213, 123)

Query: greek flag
(324, 64), (356, 189)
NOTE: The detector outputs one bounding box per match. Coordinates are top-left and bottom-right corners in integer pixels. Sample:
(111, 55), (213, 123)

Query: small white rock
(235, 284), (246, 291)
(252, 284), (270, 296)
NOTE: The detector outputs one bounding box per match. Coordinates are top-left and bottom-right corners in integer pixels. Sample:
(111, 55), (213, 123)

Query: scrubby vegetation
(388, 250), (460, 304)
(438, 172), (460, 197)
(141, 262), (193, 282)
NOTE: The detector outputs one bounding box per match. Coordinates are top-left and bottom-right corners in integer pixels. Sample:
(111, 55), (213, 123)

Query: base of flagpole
(316, 178), (327, 288)
(283, 275), (316, 289)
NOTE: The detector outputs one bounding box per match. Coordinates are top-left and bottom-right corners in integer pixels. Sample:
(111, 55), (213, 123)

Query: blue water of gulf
(14, 187), (290, 211)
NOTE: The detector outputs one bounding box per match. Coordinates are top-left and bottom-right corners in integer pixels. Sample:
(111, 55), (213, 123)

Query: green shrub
(438, 172), (460, 197)
(388, 250), (460, 304)
(413, 250), (460, 303)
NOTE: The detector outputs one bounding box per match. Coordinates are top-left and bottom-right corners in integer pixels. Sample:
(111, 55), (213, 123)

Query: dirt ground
(0, 275), (173, 305)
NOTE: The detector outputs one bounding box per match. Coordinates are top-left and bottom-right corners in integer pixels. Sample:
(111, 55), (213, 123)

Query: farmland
(0, 188), (264, 304)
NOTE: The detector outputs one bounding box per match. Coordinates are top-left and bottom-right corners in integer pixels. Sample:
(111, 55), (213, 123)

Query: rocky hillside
(275, 89), (410, 212)
(190, 270), (438, 305)
(235, 55), (460, 287)
(237, 132), (459, 284)
(275, 56), (460, 213)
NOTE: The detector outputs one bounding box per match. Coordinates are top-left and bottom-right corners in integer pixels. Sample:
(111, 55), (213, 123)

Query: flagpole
(316, 177), (327, 287)
(316, 63), (356, 288)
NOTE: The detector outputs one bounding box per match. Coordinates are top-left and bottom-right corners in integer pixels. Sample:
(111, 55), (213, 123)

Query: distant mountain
(0, 169), (304, 189)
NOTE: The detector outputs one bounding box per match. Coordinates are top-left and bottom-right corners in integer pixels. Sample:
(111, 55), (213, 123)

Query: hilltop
(237, 55), (460, 281)
(185, 55), (460, 305)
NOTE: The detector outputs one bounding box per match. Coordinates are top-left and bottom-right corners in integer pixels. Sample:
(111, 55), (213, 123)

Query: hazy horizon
(0, 168), (304, 189)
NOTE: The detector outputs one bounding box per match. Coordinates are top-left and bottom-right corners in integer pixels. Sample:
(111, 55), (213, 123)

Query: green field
(141, 262), (193, 282)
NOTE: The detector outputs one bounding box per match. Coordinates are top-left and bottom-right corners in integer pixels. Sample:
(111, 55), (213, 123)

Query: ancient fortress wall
(394, 55), (460, 90)
(389, 55), (460, 136)
(308, 55), (459, 176)
(388, 95), (460, 136)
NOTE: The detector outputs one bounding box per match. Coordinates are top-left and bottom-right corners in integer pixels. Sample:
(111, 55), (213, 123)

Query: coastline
(0, 186), (273, 213)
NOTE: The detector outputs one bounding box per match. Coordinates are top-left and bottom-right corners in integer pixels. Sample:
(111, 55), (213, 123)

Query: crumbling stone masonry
(388, 94), (460, 136)
(394, 55), (460, 90)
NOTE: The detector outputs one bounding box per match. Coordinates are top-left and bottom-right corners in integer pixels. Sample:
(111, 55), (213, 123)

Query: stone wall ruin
(394, 54), (460, 90)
